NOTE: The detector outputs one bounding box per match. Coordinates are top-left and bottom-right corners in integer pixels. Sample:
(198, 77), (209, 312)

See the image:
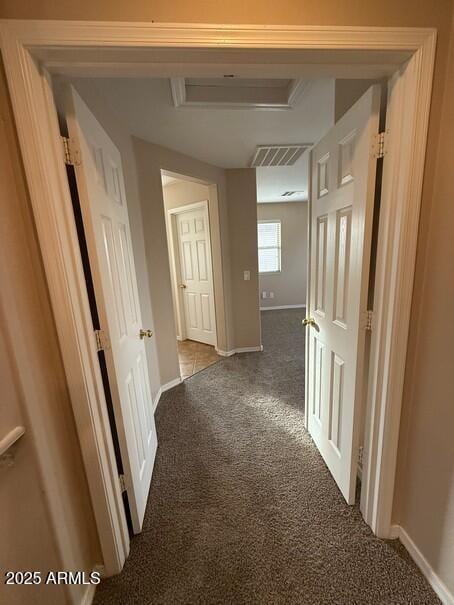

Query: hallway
(94, 310), (438, 604)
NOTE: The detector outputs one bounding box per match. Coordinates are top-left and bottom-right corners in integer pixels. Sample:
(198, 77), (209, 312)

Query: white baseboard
(260, 304), (306, 311)
(216, 345), (263, 357)
(153, 376), (182, 411)
(392, 525), (454, 604)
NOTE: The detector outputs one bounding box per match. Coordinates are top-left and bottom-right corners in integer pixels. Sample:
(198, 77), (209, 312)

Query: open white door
(175, 205), (216, 346)
(66, 87), (157, 533)
(306, 85), (381, 504)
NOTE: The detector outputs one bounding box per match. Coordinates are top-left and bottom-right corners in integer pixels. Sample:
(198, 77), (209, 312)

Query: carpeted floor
(94, 309), (439, 604)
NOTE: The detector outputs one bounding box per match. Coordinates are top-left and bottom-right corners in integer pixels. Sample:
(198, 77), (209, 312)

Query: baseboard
(215, 345), (263, 356)
(235, 345), (263, 353)
(260, 304), (306, 311)
(215, 348), (235, 357)
(392, 525), (454, 604)
(153, 376), (182, 411)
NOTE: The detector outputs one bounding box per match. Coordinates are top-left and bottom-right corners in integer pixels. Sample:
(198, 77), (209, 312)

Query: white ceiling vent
(281, 191), (305, 197)
(251, 144), (311, 168)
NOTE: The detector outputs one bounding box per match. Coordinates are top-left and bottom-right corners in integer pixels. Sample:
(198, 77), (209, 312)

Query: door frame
(0, 20), (436, 575)
(166, 200), (218, 350)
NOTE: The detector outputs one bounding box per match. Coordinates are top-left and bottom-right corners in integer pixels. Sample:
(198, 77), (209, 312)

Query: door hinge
(372, 131), (388, 159)
(94, 329), (109, 352)
(61, 136), (81, 166)
(365, 310), (374, 331)
(358, 445), (364, 467)
(119, 474), (126, 493)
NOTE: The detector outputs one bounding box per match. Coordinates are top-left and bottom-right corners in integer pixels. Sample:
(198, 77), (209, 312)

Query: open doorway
(2, 20), (436, 588)
(54, 73), (387, 540)
(161, 171), (221, 379)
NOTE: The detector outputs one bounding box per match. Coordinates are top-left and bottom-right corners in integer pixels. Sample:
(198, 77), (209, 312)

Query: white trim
(216, 345), (263, 356)
(260, 304), (306, 311)
(0, 19), (436, 576)
(81, 584), (96, 605)
(391, 526), (454, 605)
(170, 76), (309, 109)
(360, 31), (436, 537)
(153, 376), (183, 411)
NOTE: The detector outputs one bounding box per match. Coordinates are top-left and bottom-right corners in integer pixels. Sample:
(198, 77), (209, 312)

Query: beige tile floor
(177, 339), (221, 379)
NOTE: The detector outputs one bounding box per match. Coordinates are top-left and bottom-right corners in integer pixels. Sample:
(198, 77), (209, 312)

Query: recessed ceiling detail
(251, 144), (312, 167)
(170, 77), (309, 109)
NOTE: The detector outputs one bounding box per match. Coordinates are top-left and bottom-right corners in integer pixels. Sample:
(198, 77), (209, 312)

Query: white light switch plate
(243, 270), (250, 281)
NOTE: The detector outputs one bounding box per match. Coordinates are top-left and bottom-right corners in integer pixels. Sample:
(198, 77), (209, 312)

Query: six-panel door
(68, 87), (157, 532)
(176, 208), (216, 346)
(307, 86), (381, 504)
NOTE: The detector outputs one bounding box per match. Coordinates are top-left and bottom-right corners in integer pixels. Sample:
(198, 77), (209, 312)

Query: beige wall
(394, 9), (454, 595)
(334, 79), (381, 122)
(226, 169), (261, 348)
(0, 66), (100, 605)
(257, 202), (308, 309)
(1, 0), (454, 598)
(132, 138), (236, 361)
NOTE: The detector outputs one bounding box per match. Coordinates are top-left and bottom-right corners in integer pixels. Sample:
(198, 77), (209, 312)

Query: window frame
(257, 219), (282, 275)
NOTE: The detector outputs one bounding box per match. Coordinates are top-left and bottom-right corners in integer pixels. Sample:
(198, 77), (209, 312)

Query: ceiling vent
(281, 191), (304, 197)
(251, 144), (311, 168)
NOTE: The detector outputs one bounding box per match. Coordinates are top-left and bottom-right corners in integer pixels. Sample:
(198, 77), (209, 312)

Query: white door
(176, 206), (216, 346)
(306, 85), (381, 504)
(66, 87), (157, 533)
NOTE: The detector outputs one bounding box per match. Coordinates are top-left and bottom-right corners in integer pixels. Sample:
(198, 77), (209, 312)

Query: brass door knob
(179, 284), (187, 289)
(302, 318), (319, 330)
(139, 329), (153, 339)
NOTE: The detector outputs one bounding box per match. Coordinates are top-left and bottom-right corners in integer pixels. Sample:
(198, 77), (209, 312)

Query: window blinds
(257, 221), (281, 273)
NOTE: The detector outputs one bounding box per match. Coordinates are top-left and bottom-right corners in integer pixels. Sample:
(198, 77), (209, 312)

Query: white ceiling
(82, 77), (335, 202)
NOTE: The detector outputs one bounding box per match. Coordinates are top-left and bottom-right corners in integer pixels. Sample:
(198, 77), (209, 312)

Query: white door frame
(167, 200), (218, 350)
(0, 20), (436, 575)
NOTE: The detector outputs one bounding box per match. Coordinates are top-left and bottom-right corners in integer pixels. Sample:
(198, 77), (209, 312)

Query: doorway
(161, 173), (222, 379)
(0, 20), (436, 578)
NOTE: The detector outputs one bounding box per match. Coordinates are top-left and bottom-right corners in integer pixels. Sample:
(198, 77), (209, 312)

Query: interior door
(306, 85), (381, 504)
(176, 206), (216, 346)
(66, 87), (157, 533)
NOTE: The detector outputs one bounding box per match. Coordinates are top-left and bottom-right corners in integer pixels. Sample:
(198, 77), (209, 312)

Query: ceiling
(82, 77), (335, 202)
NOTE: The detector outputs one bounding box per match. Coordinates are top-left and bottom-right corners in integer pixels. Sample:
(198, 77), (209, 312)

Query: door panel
(176, 207), (216, 346)
(306, 85), (381, 504)
(66, 86), (157, 533)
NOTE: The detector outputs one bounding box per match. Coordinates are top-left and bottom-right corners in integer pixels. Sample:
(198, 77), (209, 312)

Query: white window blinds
(257, 220), (281, 273)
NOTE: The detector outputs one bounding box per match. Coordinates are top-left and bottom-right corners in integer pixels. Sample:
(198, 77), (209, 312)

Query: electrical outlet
(269, 292), (274, 299)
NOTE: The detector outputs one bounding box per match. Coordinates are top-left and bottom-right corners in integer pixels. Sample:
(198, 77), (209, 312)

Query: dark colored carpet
(94, 309), (439, 604)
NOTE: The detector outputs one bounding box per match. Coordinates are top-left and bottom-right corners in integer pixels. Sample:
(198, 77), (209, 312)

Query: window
(258, 220), (281, 273)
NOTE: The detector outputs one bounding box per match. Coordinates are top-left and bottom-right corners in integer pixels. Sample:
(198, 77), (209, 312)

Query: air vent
(251, 144), (311, 168)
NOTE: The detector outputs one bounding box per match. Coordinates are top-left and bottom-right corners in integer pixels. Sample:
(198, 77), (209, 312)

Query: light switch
(269, 292), (274, 299)
(262, 291), (267, 299)
(243, 270), (251, 281)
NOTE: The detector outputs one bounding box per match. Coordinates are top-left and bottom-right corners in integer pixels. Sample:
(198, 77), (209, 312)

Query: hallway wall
(226, 169), (261, 349)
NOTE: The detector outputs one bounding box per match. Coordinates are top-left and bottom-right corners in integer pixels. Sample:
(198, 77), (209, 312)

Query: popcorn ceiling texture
(94, 310), (439, 604)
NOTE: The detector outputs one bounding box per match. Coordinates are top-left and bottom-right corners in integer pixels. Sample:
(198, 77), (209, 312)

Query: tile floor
(177, 339), (221, 379)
